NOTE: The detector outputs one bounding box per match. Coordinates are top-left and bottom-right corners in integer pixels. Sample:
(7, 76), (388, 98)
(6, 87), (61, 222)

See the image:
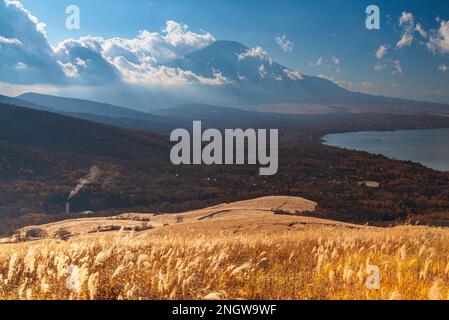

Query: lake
(323, 128), (449, 172)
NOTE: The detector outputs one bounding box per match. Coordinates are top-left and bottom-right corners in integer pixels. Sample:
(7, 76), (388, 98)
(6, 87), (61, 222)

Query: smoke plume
(68, 166), (101, 200)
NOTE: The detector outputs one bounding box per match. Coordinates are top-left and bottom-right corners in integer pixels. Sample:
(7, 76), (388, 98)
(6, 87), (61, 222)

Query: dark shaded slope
(0, 103), (167, 157)
(18, 92), (160, 120)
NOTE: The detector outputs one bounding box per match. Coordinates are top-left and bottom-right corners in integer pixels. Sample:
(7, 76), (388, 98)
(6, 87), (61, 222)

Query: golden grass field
(1, 196), (449, 300)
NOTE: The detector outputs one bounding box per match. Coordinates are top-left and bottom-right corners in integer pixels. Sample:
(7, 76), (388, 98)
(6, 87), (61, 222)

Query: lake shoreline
(322, 128), (449, 172)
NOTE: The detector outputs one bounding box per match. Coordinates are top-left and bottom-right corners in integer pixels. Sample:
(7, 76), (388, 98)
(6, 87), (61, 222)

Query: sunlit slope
(0, 202), (448, 299)
(12, 196), (330, 241)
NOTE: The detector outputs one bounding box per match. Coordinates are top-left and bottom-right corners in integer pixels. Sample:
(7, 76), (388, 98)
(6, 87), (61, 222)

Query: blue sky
(2, 0), (449, 105)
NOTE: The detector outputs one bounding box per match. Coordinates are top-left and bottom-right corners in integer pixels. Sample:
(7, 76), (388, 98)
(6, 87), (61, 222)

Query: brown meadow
(1, 197), (449, 300)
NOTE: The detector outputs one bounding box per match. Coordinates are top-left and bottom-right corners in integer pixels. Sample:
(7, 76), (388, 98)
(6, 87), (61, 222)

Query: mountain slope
(0, 102), (169, 198)
(166, 41), (449, 111)
(0, 94), (54, 112)
(10, 94), (298, 134)
(166, 41), (365, 105)
(18, 93), (160, 120)
(152, 103), (297, 124)
(14, 41), (449, 116)
(2, 102), (449, 236)
(0, 102), (173, 230)
(0, 103), (167, 156)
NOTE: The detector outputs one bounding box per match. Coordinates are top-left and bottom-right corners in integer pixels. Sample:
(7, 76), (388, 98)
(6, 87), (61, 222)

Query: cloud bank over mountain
(0, 0), (64, 84)
(0, 0), (230, 86)
(1, 1), (449, 107)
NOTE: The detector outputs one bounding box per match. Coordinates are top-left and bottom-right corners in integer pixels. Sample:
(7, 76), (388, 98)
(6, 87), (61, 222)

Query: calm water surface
(323, 128), (449, 172)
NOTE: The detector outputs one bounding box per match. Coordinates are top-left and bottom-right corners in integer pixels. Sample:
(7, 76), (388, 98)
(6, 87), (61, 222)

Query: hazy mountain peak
(197, 40), (249, 54)
(169, 40), (297, 83)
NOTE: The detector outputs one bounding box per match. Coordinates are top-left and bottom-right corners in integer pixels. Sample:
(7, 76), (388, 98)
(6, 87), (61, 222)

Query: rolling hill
(18, 92), (160, 120)
(11, 196), (323, 241)
(10, 93), (300, 134)
(1, 195), (448, 300)
(0, 102), (167, 156)
(0, 102), (171, 230)
(0, 94), (54, 112)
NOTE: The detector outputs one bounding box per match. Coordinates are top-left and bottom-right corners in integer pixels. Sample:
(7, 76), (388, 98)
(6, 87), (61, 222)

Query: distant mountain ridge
(4, 40), (449, 118)
(9, 94), (294, 135)
(0, 102), (167, 154)
(166, 41), (449, 109)
(18, 93), (158, 121)
(166, 41), (380, 105)
(0, 94), (54, 112)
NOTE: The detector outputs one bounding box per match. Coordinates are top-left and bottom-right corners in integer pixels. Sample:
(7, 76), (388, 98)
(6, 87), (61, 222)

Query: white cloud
(313, 56), (342, 77)
(0, 0), (64, 84)
(58, 61), (80, 78)
(57, 57), (87, 78)
(397, 33), (414, 49)
(236, 73), (247, 81)
(54, 37), (120, 84)
(399, 12), (414, 26)
(314, 56), (342, 77)
(361, 81), (376, 93)
(317, 75), (378, 94)
(397, 12), (415, 49)
(283, 69), (303, 80)
(393, 60), (403, 74)
(335, 80), (353, 91)
(275, 34), (294, 52)
(374, 60), (406, 74)
(15, 62), (27, 69)
(427, 20), (449, 54)
(375, 44), (389, 59)
(162, 20), (214, 49)
(317, 74), (353, 91)
(238, 46), (271, 62)
(5, 0), (47, 36)
(415, 23), (428, 38)
(0, 1), (228, 87)
(374, 63), (387, 71)
(0, 35), (21, 45)
(258, 64), (267, 78)
(54, 20), (218, 86)
(102, 21), (215, 65)
(115, 58), (230, 86)
(202, 70), (231, 85)
(332, 56), (341, 65)
(438, 64), (448, 72)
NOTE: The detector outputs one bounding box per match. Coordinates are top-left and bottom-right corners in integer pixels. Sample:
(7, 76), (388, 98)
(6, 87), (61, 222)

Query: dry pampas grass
(0, 225), (449, 300)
